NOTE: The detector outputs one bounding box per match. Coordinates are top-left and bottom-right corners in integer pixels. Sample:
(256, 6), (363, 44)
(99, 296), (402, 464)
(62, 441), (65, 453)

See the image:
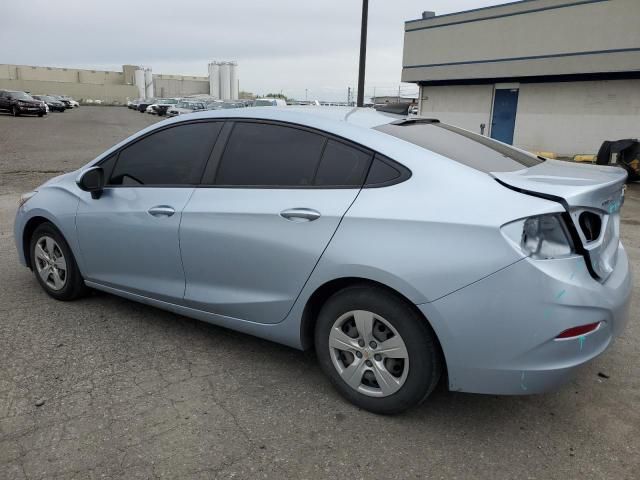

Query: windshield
(11, 91), (33, 101)
(158, 98), (177, 104)
(375, 121), (544, 173)
(254, 99), (275, 106)
(176, 101), (197, 109)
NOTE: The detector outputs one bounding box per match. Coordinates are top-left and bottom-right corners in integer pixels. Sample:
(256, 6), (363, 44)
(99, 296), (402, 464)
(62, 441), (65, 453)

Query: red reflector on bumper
(556, 322), (600, 339)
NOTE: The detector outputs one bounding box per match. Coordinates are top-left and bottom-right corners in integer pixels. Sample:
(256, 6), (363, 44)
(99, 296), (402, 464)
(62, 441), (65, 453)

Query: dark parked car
(0, 90), (46, 117)
(32, 95), (66, 112)
(137, 98), (156, 112)
(51, 95), (72, 109)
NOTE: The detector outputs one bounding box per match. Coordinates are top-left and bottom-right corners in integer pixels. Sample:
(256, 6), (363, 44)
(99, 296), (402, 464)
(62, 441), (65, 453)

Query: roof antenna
(344, 106), (359, 121)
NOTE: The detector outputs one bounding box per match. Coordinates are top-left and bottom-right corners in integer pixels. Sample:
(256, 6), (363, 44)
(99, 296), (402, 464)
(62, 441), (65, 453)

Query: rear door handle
(280, 208), (321, 222)
(148, 205), (175, 217)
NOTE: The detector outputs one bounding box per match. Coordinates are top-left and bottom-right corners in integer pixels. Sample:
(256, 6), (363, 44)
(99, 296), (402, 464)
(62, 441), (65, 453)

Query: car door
(76, 121), (223, 302)
(180, 120), (373, 324)
(0, 91), (9, 111)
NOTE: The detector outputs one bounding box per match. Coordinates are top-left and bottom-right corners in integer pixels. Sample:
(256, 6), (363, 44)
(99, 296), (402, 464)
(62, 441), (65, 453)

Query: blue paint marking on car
(13, 106), (632, 414)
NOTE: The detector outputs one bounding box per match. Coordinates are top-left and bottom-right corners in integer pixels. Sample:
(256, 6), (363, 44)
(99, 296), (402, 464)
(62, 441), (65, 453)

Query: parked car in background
(13, 107), (631, 414)
(50, 96), (72, 109)
(146, 98), (180, 116)
(32, 95), (66, 112)
(57, 95), (79, 108)
(0, 90), (47, 116)
(219, 101), (247, 109)
(205, 100), (224, 110)
(137, 98), (156, 113)
(128, 98), (142, 110)
(253, 98), (287, 107)
(166, 100), (206, 117)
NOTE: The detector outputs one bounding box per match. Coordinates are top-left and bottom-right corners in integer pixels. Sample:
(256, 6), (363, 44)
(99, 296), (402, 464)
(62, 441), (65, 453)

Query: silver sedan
(14, 107), (631, 413)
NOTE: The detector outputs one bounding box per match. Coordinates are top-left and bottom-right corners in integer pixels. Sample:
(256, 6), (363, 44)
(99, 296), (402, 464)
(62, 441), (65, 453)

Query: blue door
(490, 88), (519, 145)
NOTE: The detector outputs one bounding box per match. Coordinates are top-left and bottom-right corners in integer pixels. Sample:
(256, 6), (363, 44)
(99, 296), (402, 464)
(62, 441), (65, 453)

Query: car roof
(181, 106), (403, 129)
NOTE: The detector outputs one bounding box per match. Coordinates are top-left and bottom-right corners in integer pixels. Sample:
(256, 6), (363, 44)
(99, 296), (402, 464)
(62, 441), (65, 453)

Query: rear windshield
(375, 122), (544, 173)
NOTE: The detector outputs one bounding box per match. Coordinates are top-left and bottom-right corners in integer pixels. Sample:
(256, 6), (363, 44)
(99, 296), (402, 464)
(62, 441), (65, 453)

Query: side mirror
(76, 167), (104, 199)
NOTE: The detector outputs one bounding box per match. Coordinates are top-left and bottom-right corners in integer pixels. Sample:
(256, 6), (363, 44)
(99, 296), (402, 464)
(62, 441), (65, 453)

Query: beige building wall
(420, 85), (493, 134)
(0, 64), (211, 103)
(0, 78), (138, 105)
(418, 79), (640, 156)
(153, 74), (209, 98)
(403, 0), (640, 83)
(513, 80), (640, 155)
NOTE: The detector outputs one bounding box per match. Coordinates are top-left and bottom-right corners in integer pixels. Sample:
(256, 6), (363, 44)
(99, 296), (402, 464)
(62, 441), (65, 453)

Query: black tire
(38, 113), (44, 117)
(11, 106), (20, 117)
(29, 222), (88, 301)
(315, 284), (442, 414)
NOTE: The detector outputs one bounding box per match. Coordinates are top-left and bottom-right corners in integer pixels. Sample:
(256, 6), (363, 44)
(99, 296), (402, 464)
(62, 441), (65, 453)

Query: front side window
(108, 122), (222, 186)
(215, 122), (326, 187)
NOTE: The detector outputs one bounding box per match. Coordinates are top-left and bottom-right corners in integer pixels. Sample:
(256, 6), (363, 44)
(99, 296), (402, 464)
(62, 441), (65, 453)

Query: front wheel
(30, 223), (88, 301)
(315, 285), (442, 414)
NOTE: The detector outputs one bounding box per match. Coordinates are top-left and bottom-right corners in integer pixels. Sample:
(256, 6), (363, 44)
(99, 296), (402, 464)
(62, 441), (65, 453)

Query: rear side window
(109, 122), (222, 186)
(315, 140), (372, 187)
(215, 122), (325, 186)
(375, 122), (544, 173)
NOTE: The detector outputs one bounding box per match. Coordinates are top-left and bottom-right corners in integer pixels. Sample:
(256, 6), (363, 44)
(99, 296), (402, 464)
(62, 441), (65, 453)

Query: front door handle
(280, 208), (321, 222)
(148, 205), (175, 217)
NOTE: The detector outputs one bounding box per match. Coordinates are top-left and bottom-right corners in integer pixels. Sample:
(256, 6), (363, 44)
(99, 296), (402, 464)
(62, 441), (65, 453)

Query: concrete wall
(152, 74), (209, 98)
(0, 64), (210, 103)
(0, 79), (138, 105)
(419, 85), (493, 134)
(403, 0), (640, 82)
(513, 79), (640, 155)
(419, 79), (640, 156)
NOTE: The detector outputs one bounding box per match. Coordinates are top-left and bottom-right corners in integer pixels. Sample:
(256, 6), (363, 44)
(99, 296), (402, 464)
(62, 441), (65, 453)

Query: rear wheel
(30, 223), (88, 301)
(315, 285), (442, 414)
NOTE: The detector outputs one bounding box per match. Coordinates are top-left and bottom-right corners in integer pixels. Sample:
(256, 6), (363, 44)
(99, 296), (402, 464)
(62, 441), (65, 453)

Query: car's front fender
(14, 181), (82, 272)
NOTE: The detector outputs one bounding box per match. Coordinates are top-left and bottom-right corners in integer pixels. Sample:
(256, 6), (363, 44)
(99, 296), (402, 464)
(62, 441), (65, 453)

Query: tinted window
(315, 140), (372, 187)
(215, 122), (325, 186)
(109, 122), (221, 186)
(375, 122), (544, 173)
(365, 155), (402, 186)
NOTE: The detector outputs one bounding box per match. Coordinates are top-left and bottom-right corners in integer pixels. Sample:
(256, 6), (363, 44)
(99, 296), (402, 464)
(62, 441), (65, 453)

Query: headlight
(18, 191), (38, 208)
(502, 214), (574, 259)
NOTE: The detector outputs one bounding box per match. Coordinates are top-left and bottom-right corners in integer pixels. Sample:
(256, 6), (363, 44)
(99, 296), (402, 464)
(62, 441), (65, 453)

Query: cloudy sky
(2, 0), (503, 101)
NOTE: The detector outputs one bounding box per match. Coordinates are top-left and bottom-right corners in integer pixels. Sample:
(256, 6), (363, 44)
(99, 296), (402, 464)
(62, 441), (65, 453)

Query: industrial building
(0, 61), (239, 104)
(402, 0), (640, 156)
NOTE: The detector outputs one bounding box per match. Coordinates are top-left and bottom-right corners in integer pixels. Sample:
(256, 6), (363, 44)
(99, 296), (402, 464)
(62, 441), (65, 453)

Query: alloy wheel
(34, 236), (67, 291)
(328, 310), (409, 397)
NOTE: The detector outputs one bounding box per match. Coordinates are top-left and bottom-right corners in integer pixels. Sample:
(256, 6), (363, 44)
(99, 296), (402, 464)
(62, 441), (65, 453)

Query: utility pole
(356, 0), (369, 107)
(347, 87), (351, 105)
(305, 88), (308, 102)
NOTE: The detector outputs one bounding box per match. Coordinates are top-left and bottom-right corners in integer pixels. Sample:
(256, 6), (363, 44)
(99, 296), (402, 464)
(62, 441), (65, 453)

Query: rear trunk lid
(492, 159), (627, 281)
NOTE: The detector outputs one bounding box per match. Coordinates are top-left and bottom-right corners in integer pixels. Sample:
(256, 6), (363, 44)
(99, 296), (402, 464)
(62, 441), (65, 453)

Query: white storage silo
(144, 69), (154, 99)
(133, 68), (145, 99)
(220, 62), (231, 100)
(230, 63), (238, 100)
(208, 62), (220, 99)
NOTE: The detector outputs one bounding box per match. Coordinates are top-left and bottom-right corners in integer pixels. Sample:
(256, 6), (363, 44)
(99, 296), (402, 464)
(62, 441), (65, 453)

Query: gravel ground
(0, 107), (638, 480)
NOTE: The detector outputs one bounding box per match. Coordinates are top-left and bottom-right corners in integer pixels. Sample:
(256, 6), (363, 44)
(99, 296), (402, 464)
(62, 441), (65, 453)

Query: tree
(265, 93), (288, 100)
